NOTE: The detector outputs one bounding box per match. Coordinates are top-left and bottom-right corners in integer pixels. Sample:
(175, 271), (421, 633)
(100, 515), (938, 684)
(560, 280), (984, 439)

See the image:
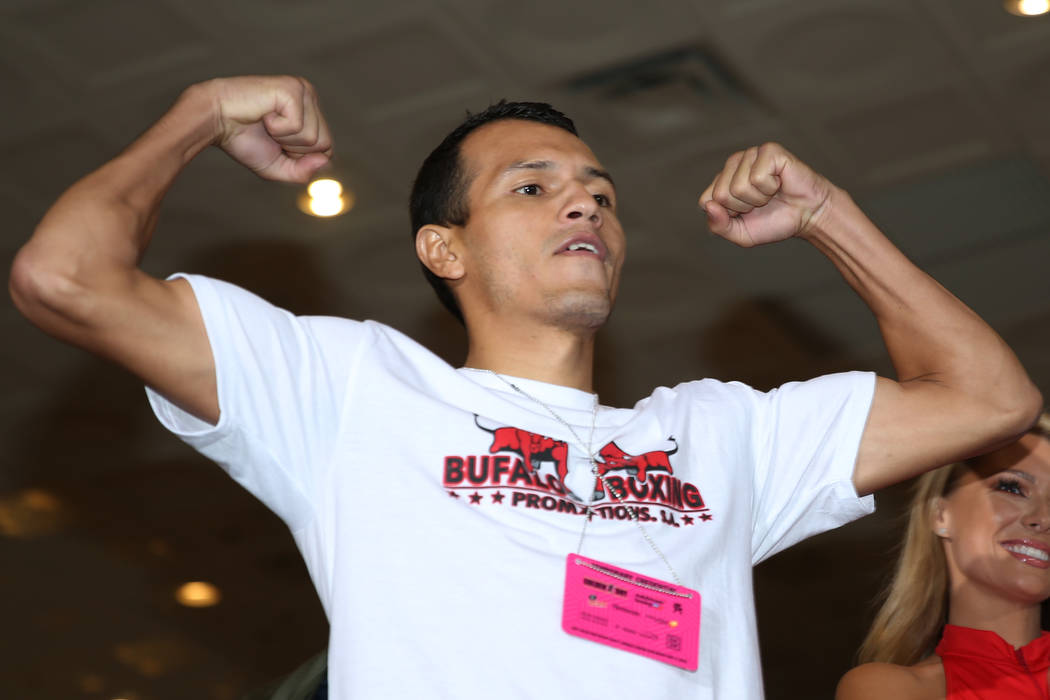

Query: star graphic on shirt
(491, 491), (505, 504)
(469, 492), (483, 504)
(681, 514), (694, 526)
(448, 490), (460, 498)
(700, 512), (713, 522)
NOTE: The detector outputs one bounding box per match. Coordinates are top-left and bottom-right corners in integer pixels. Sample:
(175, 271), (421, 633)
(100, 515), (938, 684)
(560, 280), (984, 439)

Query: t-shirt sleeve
(749, 371), (876, 564)
(145, 274), (369, 531)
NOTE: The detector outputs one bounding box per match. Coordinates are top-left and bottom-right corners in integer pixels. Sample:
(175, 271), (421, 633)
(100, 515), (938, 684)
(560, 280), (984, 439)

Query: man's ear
(415, 225), (464, 281)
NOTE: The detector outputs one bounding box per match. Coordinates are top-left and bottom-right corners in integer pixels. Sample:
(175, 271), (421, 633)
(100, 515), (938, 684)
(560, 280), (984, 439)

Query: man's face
(451, 119), (626, 332)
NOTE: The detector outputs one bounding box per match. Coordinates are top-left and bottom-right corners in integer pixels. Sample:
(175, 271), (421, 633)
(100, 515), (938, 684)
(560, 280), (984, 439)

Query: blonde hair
(857, 412), (1050, 665)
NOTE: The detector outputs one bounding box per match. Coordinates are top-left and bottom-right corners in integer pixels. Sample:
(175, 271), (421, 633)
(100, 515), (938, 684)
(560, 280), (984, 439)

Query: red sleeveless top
(935, 624), (1050, 699)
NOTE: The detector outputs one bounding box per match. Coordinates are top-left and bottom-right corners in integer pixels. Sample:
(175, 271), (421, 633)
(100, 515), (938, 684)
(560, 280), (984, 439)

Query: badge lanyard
(485, 370), (683, 585)
(487, 372), (701, 671)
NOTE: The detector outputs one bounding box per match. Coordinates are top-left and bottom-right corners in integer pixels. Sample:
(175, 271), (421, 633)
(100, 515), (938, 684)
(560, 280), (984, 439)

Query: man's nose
(561, 185), (600, 224)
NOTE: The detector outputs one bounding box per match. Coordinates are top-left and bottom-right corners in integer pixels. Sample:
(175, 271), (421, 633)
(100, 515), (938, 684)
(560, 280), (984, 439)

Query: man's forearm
(805, 187), (1041, 488)
(805, 188), (1028, 394)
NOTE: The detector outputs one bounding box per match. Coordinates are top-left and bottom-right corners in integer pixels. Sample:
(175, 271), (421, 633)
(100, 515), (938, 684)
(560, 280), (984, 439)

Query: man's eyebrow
(585, 165), (615, 187)
(504, 159), (554, 174)
(502, 160), (616, 187)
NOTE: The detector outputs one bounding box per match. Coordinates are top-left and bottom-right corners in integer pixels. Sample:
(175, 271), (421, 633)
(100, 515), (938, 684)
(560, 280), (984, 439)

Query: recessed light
(175, 581), (221, 607)
(0, 488), (63, 537)
(1004, 0), (1050, 16)
(308, 178), (342, 199)
(299, 177), (353, 218)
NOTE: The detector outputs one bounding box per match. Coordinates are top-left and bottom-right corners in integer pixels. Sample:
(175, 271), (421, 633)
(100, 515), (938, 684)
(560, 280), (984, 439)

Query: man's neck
(463, 324), (597, 393)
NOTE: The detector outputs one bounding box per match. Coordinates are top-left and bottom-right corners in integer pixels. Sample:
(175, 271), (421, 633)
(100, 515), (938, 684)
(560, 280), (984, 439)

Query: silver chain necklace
(485, 370), (682, 585)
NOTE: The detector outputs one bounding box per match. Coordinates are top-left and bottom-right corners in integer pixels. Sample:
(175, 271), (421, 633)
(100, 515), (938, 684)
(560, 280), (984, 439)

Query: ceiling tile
(12, 0), (210, 85)
(443, 0), (703, 83)
(2, 126), (116, 206)
(983, 50), (1050, 141)
(925, 226), (1050, 330)
(860, 155), (1050, 262)
(824, 87), (996, 184)
(707, 1), (959, 114)
(207, 0), (415, 33)
(301, 19), (490, 120)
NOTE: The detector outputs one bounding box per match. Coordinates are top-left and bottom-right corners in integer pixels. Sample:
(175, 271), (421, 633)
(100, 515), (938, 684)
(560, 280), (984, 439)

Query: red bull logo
(466, 416), (701, 512)
(597, 440), (677, 481)
(474, 416), (570, 483)
(591, 440), (677, 495)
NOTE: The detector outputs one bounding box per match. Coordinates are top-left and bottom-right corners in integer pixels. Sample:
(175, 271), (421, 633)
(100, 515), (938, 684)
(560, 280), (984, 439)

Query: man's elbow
(10, 244), (48, 319)
(9, 243), (93, 331)
(1013, 382), (1044, 432)
(987, 378), (1043, 443)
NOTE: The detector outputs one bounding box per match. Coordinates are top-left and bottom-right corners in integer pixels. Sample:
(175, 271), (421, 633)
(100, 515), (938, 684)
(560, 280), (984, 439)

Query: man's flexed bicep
(9, 75), (333, 426)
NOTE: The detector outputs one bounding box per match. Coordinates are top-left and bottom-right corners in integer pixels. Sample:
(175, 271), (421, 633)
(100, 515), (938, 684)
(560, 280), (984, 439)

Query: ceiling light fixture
(1004, 0), (1050, 16)
(299, 177), (352, 218)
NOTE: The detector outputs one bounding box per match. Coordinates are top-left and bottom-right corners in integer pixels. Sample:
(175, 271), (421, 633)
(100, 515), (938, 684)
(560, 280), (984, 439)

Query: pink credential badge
(561, 553), (700, 671)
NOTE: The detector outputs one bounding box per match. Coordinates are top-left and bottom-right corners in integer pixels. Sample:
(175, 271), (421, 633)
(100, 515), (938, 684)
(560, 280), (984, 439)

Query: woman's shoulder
(836, 657), (944, 700)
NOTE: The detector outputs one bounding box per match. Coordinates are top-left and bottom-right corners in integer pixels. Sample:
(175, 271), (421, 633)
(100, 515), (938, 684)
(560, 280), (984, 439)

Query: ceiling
(2, 0), (1049, 698)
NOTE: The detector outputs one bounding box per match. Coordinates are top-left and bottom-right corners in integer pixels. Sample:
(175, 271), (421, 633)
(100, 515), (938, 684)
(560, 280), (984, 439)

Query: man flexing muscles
(10, 76), (1041, 698)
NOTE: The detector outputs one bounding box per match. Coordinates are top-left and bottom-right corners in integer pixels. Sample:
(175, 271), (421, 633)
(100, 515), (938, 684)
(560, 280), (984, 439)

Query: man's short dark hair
(409, 100), (578, 323)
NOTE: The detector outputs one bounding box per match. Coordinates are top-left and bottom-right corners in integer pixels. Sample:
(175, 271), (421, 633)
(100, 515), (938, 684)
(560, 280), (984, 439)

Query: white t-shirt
(147, 274), (876, 699)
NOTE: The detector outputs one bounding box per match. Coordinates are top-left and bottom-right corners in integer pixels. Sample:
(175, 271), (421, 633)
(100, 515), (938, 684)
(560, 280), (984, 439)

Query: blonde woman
(838, 413), (1050, 699)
